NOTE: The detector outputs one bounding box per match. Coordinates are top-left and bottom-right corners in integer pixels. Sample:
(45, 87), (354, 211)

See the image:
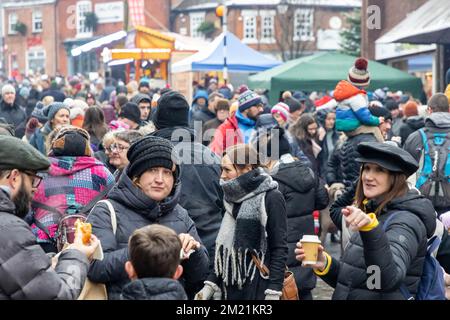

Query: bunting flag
(128, 0), (145, 27)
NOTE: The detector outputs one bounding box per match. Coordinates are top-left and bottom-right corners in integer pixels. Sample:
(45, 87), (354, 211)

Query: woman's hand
(342, 206), (372, 232)
(445, 272), (450, 300)
(179, 233), (200, 260)
(318, 127), (326, 141)
(295, 242), (327, 272)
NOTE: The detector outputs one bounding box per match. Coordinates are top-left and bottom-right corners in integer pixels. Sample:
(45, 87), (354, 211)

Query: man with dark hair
(210, 89), (264, 154)
(385, 98), (402, 138)
(138, 81), (151, 95)
(122, 224), (187, 300)
(0, 135), (98, 299)
(132, 94), (152, 123)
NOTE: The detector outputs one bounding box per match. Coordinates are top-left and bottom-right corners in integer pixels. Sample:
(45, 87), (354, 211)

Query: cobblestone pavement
(311, 234), (342, 300)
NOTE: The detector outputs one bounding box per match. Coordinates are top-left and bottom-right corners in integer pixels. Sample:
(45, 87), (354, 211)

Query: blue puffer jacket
(87, 169), (210, 300)
(121, 278), (187, 300)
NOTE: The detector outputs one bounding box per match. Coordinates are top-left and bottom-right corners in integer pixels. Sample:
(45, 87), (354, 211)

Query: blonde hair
(282, 91), (292, 100)
(138, 122), (156, 136)
(42, 95), (55, 106)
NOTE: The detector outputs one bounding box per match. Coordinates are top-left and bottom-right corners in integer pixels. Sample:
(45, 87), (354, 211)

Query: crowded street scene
(1, 0), (450, 305)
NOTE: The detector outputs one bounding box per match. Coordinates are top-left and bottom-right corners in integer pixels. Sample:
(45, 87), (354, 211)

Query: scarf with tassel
(215, 168), (278, 289)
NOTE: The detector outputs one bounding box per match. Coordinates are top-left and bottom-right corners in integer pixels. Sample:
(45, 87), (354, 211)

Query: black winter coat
(150, 127), (223, 265)
(322, 190), (436, 300)
(209, 188), (288, 300)
(87, 171), (209, 300)
(121, 278), (187, 300)
(329, 133), (377, 186)
(296, 137), (321, 176)
(192, 106), (216, 128)
(326, 144), (343, 185)
(331, 182), (450, 274)
(398, 116), (424, 147)
(319, 130), (340, 180)
(272, 161), (329, 291)
(0, 100), (27, 138)
(0, 189), (89, 299)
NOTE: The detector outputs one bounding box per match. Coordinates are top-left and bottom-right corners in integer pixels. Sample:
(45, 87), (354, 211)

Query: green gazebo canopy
(248, 52), (424, 106)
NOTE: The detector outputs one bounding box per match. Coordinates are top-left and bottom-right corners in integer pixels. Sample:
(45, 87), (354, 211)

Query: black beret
(0, 135), (50, 172)
(356, 142), (418, 176)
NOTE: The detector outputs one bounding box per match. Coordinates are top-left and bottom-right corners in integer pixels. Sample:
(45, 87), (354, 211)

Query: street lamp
(277, 0), (289, 15)
(216, 3), (228, 84)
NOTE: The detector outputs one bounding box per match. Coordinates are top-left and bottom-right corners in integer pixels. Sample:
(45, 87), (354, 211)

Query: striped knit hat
(348, 57), (370, 87)
(238, 89), (262, 112)
(271, 102), (290, 121)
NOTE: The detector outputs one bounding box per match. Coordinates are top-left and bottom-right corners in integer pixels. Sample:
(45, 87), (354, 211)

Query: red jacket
(209, 115), (243, 155)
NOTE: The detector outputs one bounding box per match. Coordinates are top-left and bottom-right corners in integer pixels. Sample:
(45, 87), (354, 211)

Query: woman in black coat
(296, 142), (436, 300)
(87, 136), (209, 300)
(266, 128), (329, 299)
(195, 144), (288, 300)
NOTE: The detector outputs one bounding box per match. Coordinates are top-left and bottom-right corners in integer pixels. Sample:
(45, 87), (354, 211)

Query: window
(260, 10), (275, 44)
(32, 11), (43, 33)
(190, 12), (205, 38)
(294, 9), (314, 41)
(242, 10), (257, 44)
(76, 1), (93, 38)
(72, 51), (98, 75)
(8, 13), (18, 35)
(27, 49), (46, 74)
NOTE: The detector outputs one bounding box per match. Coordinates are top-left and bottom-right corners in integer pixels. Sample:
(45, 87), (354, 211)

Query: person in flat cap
(87, 135), (209, 300)
(0, 135), (99, 299)
(296, 141), (437, 300)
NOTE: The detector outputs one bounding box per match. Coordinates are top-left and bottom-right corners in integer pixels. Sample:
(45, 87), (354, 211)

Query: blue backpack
(383, 213), (446, 300)
(416, 129), (450, 210)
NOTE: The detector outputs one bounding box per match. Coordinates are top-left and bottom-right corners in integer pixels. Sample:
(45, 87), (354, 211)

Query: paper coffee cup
(300, 235), (321, 265)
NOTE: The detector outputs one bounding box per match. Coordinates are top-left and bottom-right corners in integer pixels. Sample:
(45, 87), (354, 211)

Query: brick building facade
(361, 0), (427, 61)
(2, 0), (58, 77)
(171, 0), (361, 61)
(2, 0), (171, 78)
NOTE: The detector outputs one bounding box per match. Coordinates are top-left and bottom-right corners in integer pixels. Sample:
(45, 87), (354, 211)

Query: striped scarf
(215, 168), (277, 289)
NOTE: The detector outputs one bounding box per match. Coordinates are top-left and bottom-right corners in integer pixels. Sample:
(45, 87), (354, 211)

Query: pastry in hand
(75, 219), (92, 244)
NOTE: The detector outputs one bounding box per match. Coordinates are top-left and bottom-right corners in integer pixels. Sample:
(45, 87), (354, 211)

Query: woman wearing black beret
(296, 142), (437, 299)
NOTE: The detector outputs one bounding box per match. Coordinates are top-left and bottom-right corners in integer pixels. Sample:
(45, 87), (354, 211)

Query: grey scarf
(215, 168), (278, 289)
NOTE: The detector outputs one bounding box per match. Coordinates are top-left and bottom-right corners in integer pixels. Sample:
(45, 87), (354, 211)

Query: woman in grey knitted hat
(29, 102), (70, 155)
